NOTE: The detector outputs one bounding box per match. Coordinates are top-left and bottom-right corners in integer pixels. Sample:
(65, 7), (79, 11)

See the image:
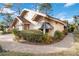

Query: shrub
(74, 30), (79, 42)
(0, 45), (3, 52)
(54, 31), (64, 41)
(1, 31), (11, 34)
(68, 25), (75, 32)
(63, 29), (68, 35)
(20, 30), (43, 43)
(42, 33), (53, 44)
(12, 29), (22, 41)
(12, 30), (53, 44)
(12, 29), (19, 36)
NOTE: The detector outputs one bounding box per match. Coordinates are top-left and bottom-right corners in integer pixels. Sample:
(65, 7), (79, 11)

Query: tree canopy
(37, 3), (52, 15)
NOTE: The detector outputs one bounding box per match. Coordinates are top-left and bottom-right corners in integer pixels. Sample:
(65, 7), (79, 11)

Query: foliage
(37, 3), (52, 14)
(0, 22), (11, 34)
(0, 51), (33, 56)
(68, 24), (75, 32)
(4, 3), (13, 8)
(3, 13), (13, 27)
(54, 31), (64, 41)
(1, 31), (11, 34)
(12, 29), (19, 36)
(0, 13), (13, 34)
(12, 30), (53, 44)
(12, 29), (22, 41)
(74, 30), (79, 42)
(0, 25), (5, 31)
(0, 23), (11, 34)
(63, 29), (68, 35)
(42, 33), (53, 44)
(0, 45), (3, 52)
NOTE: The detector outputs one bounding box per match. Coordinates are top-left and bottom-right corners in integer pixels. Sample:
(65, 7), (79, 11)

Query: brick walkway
(0, 33), (74, 54)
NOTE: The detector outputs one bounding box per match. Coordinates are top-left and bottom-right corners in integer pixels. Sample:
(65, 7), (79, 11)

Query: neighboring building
(9, 9), (67, 36)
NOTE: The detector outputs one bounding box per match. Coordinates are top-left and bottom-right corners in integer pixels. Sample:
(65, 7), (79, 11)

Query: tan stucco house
(9, 9), (67, 36)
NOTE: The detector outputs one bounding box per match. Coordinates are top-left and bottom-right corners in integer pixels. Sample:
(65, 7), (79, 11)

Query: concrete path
(53, 33), (74, 48)
(0, 34), (14, 42)
(0, 33), (74, 54)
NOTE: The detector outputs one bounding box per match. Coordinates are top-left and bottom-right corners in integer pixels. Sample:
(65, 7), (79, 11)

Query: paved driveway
(0, 34), (14, 42)
(0, 33), (74, 54)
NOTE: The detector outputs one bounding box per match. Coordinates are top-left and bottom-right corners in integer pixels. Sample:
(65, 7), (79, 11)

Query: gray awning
(40, 22), (53, 29)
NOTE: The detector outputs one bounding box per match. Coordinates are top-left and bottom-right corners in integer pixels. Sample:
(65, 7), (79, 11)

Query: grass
(0, 51), (34, 56)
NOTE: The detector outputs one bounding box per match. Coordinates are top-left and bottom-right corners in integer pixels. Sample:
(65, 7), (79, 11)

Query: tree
(37, 3), (52, 15)
(0, 21), (6, 32)
(3, 13), (13, 27)
(37, 3), (52, 34)
(73, 16), (79, 30)
(4, 3), (13, 8)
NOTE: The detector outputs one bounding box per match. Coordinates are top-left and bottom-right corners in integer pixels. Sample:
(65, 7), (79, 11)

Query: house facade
(9, 9), (67, 36)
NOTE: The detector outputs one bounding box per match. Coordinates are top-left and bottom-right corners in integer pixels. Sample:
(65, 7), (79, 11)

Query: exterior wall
(29, 21), (43, 30)
(56, 23), (64, 32)
(15, 19), (23, 31)
(15, 17), (64, 37)
(29, 17), (44, 30)
(49, 20), (64, 36)
(29, 17), (65, 36)
(24, 11), (35, 20)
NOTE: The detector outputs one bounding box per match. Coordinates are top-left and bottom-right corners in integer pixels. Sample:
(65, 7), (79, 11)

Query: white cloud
(54, 13), (66, 20)
(54, 13), (74, 23)
(0, 8), (15, 14)
(0, 8), (18, 18)
(66, 18), (74, 23)
(64, 3), (76, 7)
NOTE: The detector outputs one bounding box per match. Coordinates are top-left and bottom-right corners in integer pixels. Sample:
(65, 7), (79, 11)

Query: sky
(0, 3), (79, 23)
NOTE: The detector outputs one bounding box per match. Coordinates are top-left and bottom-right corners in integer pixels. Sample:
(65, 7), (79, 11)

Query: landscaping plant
(12, 30), (53, 44)
(54, 31), (64, 41)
